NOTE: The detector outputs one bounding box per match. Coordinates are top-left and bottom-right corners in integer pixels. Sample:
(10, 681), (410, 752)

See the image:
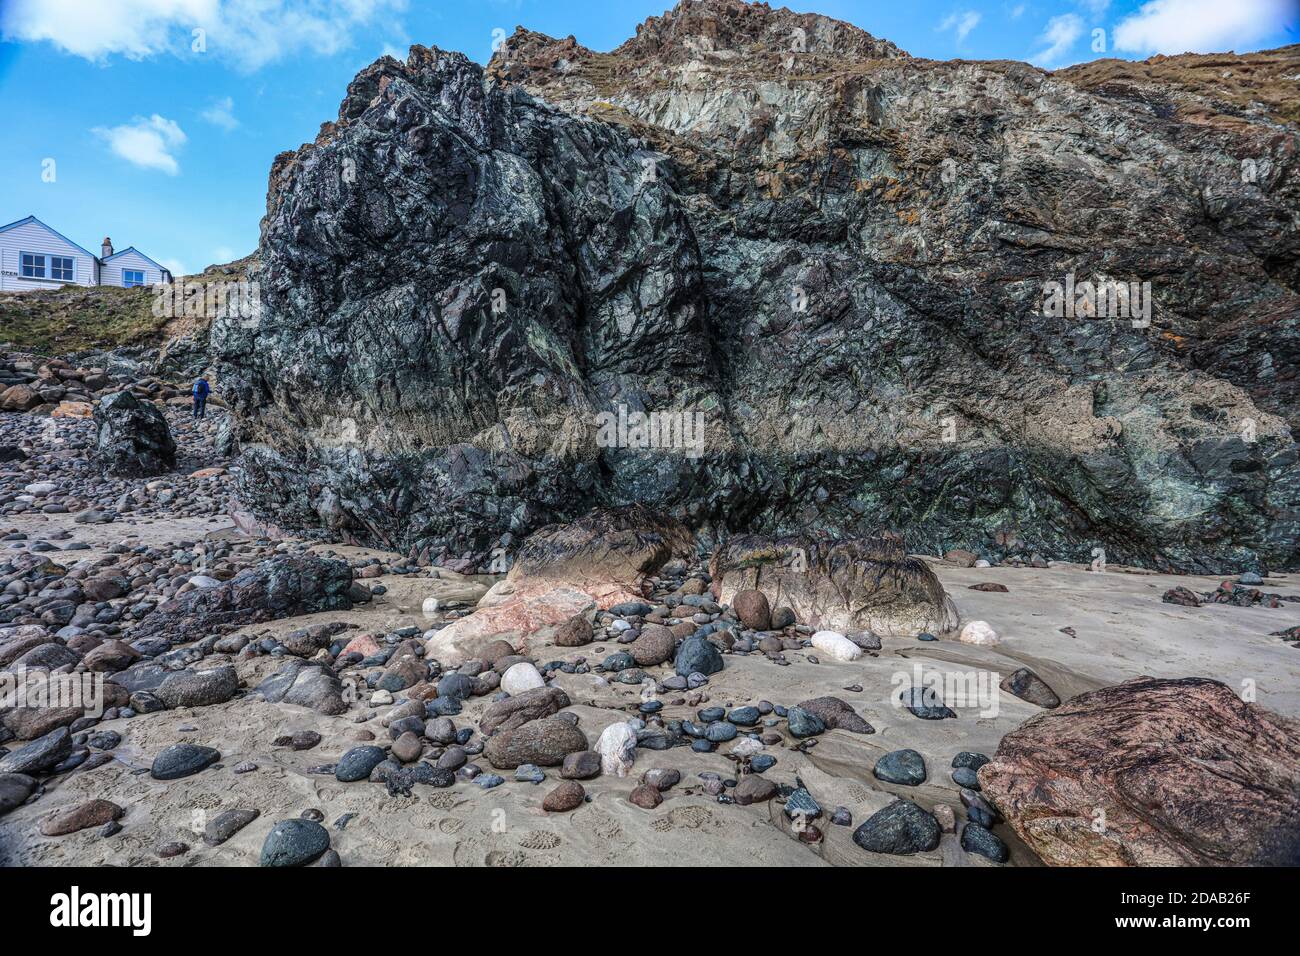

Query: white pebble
(730, 737), (763, 757)
(974, 559), (991, 568)
(500, 661), (545, 696)
(959, 620), (1000, 646)
(595, 721), (638, 777)
(810, 630), (863, 661)
(370, 689), (393, 705)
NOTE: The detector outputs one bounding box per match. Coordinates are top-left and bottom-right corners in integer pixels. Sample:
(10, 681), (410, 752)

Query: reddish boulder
(979, 677), (1300, 866)
(732, 589), (772, 630)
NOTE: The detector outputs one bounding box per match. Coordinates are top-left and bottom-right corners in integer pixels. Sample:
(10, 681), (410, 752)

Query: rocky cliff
(212, 0), (1300, 573)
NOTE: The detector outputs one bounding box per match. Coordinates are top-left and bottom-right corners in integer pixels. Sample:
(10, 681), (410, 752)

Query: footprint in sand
(485, 849), (531, 866)
(437, 817), (464, 835)
(588, 811), (623, 840)
(652, 805), (714, 831)
(425, 792), (464, 812)
(518, 829), (561, 850)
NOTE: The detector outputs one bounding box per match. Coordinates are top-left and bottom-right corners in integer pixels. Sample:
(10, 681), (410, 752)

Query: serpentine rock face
(213, 0), (1300, 572)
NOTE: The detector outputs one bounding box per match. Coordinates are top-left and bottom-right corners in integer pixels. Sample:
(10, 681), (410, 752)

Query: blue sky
(1, 0), (1295, 277)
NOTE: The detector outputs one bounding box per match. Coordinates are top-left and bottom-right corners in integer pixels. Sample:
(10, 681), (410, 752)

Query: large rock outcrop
(978, 677), (1300, 866)
(711, 534), (958, 635)
(425, 506), (691, 663)
(93, 391), (176, 477)
(130, 556), (354, 645)
(213, 0), (1300, 573)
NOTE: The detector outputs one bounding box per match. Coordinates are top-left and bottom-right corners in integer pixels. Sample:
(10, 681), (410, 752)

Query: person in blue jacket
(192, 375), (211, 420)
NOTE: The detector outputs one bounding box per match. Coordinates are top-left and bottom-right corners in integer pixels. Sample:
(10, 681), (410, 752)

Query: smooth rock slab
(979, 676), (1300, 866)
(151, 744), (221, 780)
(204, 808), (261, 846)
(40, 799), (124, 836)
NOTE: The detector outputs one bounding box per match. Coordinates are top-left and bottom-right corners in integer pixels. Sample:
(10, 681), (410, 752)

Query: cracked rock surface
(213, 0), (1300, 573)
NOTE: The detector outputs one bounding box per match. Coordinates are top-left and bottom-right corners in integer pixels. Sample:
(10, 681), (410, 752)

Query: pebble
(595, 721), (638, 777)
(203, 808), (260, 846)
(335, 746), (387, 782)
(628, 783), (663, 809)
(543, 780), (585, 812)
(151, 743), (221, 780)
(961, 822), (1009, 863)
(852, 799), (941, 855)
(873, 749), (927, 786)
(260, 818), (331, 867)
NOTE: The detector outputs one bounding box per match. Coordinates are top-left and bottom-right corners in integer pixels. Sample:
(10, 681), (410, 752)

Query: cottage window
(123, 269), (145, 287)
(50, 256), (74, 281)
(20, 252), (46, 278)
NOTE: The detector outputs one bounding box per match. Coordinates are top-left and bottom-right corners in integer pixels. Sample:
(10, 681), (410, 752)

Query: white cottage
(0, 215), (173, 292)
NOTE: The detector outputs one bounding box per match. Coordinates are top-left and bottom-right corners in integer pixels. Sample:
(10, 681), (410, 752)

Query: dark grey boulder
(151, 743), (221, 780)
(260, 818), (330, 867)
(0, 727), (73, 775)
(93, 391), (176, 477)
(853, 799), (942, 855)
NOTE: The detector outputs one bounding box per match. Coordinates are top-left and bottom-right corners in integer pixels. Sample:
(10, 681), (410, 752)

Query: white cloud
(0, 0), (408, 72)
(1009, 4), (1026, 19)
(93, 114), (187, 175)
(939, 10), (983, 44)
(1031, 13), (1085, 66)
(160, 257), (188, 278)
(201, 96), (238, 131)
(1114, 0), (1294, 55)
(1079, 0), (1111, 17)
(213, 246), (234, 262)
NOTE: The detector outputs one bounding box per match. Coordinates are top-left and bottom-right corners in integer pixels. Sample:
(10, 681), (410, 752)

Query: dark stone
(151, 743), (221, 780)
(260, 818), (331, 867)
(335, 746), (388, 782)
(873, 749), (927, 786)
(852, 799), (942, 855)
(961, 822), (1009, 863)
(674, 634), (723, 677)
(93, 391), (176, 477)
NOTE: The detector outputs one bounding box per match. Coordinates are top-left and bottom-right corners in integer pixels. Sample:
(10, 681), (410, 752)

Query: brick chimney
(101, 237), (113, 258)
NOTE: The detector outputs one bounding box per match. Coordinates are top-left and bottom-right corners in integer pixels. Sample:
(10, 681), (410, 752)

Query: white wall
(0, 220), (97, 292)
(100, 249), (167, 288)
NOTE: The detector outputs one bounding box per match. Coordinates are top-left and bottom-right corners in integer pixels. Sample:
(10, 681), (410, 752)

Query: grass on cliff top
(0, 253), (254, 356)
(1057, 45), (1300, 127)
(0, 285), (168, 355)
